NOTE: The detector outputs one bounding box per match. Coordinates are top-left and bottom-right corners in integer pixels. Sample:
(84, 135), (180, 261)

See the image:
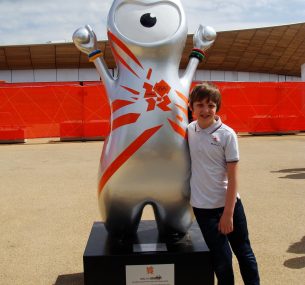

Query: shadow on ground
(54, 273), (84, 285)
(284, 236), (305, 269)
(271, 168), (305, 179)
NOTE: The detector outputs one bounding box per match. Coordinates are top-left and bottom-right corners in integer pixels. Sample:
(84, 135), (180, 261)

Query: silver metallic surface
(193, 25), (216, 50)
(73, 0), (216, 238)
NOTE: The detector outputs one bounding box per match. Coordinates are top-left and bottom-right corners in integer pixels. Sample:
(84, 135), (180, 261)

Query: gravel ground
(0, 134), (304, 285)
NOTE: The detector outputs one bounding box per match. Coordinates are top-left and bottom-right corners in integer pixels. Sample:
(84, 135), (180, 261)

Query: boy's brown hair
(189, 82), (221, 112)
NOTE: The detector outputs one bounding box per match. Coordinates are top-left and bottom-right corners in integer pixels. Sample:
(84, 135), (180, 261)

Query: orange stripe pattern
(168, 118), (187, 139)
(98, 125), (163, 194)
(112, 113), (140, 131)
(175, 104), (188, 117)
(175, 90), (188, 104)
(146, 68), (152, 80)
(176, 115), (184, 122)
(112, 100), (134, 112)
(111, 46), (140, 78)
(108, 30), (143, 68)
(121, 85), (140, 95)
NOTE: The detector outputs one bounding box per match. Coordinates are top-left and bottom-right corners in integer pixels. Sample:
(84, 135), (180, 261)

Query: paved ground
(0, 134), (304, 285)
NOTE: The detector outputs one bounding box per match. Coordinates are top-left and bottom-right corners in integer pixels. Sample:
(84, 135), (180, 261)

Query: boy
(188, 82), (260, 285)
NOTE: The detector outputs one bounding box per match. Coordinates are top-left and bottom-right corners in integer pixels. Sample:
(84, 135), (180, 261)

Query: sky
(1, 0), (305, 46)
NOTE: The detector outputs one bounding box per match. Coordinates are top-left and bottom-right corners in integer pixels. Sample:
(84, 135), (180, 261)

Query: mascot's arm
(180, 25), (216, 90)
(73, 25), (115, 91)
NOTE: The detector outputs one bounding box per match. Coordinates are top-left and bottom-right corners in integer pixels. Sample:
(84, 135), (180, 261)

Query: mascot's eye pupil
(140, 13), (157, 28)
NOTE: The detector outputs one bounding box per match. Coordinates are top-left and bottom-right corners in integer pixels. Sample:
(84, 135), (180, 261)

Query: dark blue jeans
(193, 199), (260, 285)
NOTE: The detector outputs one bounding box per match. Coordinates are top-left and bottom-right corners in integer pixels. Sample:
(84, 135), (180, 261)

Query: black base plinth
(83, 221), (214, 285)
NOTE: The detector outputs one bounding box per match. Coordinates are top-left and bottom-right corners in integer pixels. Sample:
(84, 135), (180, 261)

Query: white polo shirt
(188, 116), (239, 209)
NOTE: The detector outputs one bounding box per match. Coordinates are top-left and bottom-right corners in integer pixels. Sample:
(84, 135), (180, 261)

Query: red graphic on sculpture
(97, 34), (188, 194)
(143, 80), (172, 112)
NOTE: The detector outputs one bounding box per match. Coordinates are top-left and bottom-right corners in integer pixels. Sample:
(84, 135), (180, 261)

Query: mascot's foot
(107, 231), (139, 248)
(158, 231), (188, 243)
(108, 229), (138, 242)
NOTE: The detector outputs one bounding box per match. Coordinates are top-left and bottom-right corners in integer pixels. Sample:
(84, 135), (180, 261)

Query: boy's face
(191, 98), (217, 128)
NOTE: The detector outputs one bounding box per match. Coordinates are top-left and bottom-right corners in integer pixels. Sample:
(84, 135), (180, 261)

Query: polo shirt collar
(195, 116), (222, 134)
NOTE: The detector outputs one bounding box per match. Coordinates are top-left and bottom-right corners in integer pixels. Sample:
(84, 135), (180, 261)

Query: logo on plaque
(126, 264), (174, 285)
(146, 266), (154, 275)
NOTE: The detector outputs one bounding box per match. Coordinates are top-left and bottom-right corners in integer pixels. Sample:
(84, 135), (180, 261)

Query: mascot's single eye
(140, 13), (157, 28)
(115, 3), (181, 43)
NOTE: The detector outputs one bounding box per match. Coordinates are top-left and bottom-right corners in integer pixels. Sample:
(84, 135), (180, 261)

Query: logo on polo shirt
(211, 135), (221, 146)
(212, 135), (220, 142)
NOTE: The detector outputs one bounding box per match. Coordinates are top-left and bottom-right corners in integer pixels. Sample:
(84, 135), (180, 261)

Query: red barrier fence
(0, 82), (304, 141)
(215, 82), (305, 133)
(0, 82), (110, 141)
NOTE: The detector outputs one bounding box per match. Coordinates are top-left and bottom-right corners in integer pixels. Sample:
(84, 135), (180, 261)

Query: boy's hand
(218, 212), (233, 235)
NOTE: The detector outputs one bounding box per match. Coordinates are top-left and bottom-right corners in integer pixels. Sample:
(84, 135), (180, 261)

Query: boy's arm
(218, 162), (238, 235)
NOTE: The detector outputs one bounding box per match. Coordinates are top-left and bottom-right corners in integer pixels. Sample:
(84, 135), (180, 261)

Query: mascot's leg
(152, 201), (193, 239)
(104, 201), (145, 240)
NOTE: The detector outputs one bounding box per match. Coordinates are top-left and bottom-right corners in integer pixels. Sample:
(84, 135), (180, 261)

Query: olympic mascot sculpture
(73, 0), (216, 239)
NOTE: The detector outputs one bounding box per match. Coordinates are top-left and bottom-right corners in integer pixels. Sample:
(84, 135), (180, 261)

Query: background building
(1, 23), (305, 83)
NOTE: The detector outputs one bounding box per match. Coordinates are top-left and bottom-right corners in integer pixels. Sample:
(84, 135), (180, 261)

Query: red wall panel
(0, 81), (305, 141)
(0, 83), (83, 139)
(213, 82), (305, 133)
(82, 83), (110, 139)
(0, 82), (111, 141)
